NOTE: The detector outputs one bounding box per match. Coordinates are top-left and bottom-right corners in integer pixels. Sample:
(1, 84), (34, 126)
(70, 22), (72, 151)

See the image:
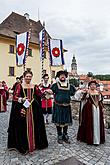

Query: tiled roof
(0, 12), (50, 44)
(102, 91), (110, 96)
(100, 81), (110, 85)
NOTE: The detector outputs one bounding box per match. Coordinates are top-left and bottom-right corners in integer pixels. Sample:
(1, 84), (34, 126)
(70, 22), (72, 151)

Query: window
(9, 45), (14, 54)
(28, 48), (32, 57)
(51, 71), (55, 78)
(9, 67), (15, 76)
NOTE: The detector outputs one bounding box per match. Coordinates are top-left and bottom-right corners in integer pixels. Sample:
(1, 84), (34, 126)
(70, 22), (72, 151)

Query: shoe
(94, 144), (99, 146)
(57, 135), (63, 144)
(63, 134), (70, 144)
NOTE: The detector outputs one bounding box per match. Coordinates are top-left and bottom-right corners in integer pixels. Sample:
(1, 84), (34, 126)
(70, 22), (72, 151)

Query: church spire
(71, 54), (77, 75)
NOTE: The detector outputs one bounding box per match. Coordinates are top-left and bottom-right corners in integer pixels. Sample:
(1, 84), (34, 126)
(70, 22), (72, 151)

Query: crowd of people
(0, 70), (105, 154)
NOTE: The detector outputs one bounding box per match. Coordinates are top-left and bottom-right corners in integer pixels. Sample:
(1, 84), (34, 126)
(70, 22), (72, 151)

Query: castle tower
(71, 54), (77, 75)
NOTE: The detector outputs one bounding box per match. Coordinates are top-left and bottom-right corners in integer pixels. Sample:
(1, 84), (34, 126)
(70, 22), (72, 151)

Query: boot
(58, 135), (63, 144)
(63, 126), (70, 144)
(62, 133), (70, 144)
(56, 126), (63, 144)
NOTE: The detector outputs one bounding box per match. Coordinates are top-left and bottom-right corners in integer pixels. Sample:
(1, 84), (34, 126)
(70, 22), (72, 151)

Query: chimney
(24, 13), (29, 20)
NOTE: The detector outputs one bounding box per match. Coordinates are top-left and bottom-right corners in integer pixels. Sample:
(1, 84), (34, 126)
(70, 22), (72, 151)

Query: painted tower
(71, 54), (77, 75)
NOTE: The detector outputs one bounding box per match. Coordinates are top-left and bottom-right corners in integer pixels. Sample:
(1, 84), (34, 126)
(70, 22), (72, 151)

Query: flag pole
(41, 22), (45, 83)
(23, 23), (31, 72)
(47, 39), (53, 83)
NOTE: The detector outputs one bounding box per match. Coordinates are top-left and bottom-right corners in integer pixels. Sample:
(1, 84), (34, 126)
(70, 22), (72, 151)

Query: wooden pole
(23, 24), (31, 72)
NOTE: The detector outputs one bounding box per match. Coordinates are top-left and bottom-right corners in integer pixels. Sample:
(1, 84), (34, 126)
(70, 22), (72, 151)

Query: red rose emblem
(52, 47), (60, 57)
(17, 43), (25, 55)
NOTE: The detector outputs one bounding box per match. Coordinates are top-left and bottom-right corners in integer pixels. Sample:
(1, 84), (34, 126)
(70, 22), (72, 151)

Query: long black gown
(8, 84), (48, 154)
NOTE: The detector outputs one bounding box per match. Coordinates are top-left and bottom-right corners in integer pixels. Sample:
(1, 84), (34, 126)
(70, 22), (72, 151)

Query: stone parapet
(71, 100), (110, 129)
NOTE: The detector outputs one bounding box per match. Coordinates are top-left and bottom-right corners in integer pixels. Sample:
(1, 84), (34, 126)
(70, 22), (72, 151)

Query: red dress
(77, 92), (105, 145)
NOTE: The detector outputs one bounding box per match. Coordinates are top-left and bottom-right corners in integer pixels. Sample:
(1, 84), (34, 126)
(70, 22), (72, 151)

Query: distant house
(0, 12), (64, 87)
(99, 81), (110, 99)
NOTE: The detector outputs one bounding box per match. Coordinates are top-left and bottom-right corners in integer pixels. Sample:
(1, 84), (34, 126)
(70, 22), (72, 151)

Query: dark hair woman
(77, 81), (105, 145)
(8, 70), (48, 154)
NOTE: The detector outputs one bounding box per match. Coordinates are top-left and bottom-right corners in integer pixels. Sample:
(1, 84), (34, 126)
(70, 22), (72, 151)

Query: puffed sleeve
(34, 85), (42, 105)
(34, 85), (42, 97)
(70, 85), (76, 96)
(13, 84), (22, 102)
(50, 83), (57, 94)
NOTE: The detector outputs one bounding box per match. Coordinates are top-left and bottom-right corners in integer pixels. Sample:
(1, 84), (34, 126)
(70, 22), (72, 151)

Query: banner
(16, 32), (29, 66)
(39, 28), (45, 60)
(48, 39), (65, 66)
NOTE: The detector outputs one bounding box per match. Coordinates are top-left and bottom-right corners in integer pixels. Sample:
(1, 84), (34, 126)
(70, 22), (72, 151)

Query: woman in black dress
(8, 70), (48, 154)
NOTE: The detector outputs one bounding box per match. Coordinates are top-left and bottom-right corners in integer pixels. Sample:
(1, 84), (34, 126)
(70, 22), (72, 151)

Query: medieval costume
(40, 84), (53, 123)
(39, 74), (53, 124)
(2, 81), (9, 101)
(77, 81), (105, 145)
(0, 87), (7, 112)
(8, 83), (48, 154)
(51, 70), (76, 144)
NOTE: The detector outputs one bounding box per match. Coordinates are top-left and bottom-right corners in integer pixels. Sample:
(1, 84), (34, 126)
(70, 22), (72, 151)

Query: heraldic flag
(48, 39), (65, 66)
(39, 28), (45, 60)
(16, 32), (29, 66)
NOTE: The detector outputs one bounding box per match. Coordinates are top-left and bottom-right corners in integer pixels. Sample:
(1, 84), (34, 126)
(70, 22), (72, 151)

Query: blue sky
(0, 0), (110, 74)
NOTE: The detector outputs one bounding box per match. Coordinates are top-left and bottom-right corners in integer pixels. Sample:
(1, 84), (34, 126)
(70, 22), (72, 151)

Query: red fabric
(13, 84), (21, 101)
(39, 84), (52, 108)
(35, 85), (43, 97)
(26, 88), (35, 152)
(42, 99), (52, 108)
(77, 96), (105, 145)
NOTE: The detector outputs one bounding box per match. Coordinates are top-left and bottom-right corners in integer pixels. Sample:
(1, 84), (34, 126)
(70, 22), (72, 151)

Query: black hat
(88, 80), (97, 87)
(42, 74), (49, 79)
(56, 70), (68, 78)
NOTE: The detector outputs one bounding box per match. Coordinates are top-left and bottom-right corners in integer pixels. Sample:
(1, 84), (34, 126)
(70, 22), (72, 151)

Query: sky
(0, 0), (110, 75)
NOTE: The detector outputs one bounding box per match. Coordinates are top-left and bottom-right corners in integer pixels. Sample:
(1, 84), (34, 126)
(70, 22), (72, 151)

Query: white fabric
(74, 90), (82, 101)
(23, 99), (31, 108)
(49, 39), (64, 66)
(92, 105), (100, 144)
(16, 32), (28, 66)
(18, 97), (23, 103)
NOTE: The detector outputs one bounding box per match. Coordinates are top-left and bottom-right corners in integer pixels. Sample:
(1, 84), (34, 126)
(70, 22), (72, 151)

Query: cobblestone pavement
(1, 102), (110, 165)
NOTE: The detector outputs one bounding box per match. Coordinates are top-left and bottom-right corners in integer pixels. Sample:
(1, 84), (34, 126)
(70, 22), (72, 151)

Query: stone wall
(71, 100), (110, 129)
(71, 100), (80, 120)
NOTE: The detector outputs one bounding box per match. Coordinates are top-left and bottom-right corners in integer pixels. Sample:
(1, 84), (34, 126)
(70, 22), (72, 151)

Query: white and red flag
(48, 39), (65, 66)
(16, 32), (29, 66)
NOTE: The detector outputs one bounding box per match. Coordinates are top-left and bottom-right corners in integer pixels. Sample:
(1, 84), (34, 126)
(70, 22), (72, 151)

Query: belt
(54, 100), (70, 107)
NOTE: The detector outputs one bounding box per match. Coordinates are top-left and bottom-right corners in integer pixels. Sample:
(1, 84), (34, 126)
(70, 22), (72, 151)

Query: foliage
(69, 78), (79, 87)
(87, 72), (110, 80)
(93, 75), (110, 81)
(87, 72), (93, 77)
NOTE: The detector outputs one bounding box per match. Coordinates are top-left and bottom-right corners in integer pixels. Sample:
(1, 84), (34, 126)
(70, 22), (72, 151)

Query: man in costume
(11, 77), (20, 93)
(39, 74), (53, 124)
(50, 70), (76, 144)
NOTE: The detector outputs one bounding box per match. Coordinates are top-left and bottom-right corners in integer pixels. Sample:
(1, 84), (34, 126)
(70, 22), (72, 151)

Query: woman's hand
(22, 97), (28, 102)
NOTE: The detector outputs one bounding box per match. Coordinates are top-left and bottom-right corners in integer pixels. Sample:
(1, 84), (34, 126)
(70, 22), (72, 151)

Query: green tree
(69, 78), (79, 87)
(87, 72), (93, 77)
